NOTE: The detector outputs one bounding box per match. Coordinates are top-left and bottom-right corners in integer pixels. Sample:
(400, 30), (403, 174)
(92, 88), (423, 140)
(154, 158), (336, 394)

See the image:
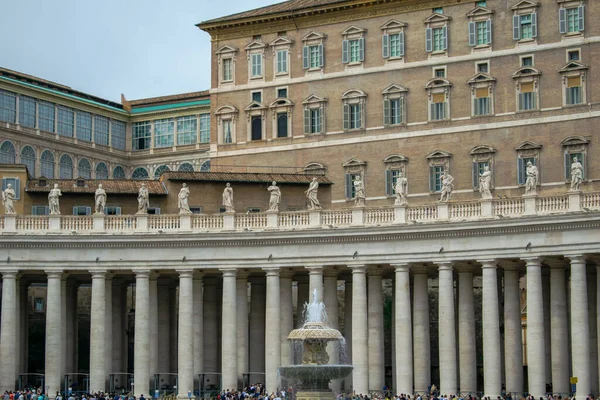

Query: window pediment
(383, 154), (408, 164)
(512, 67), (542, 79)
(342, 158), (367, 168)
(424, 13), (451, 24)
(468, 73), (497, 84)
(245, 40), (267, 51)
(303, 162), (327, 174)
(382, 84), (408, 95)
(467, 6), (495, 18)
(511, 0), (539, 11)
(470, 145), (496, 155)
(302, 94), (327, 105)
(427, 150), (452, 160)
(561, 136), (589, 146)
(559, 61), (589, 73)
(244, 101), (267, 111)
(216, 45), (238, 55)
(515, 140), (543, 151)
(341, 89), (367, 100)
(381, 20), (407, 31)
(215, 105), (238, 115)
(425, 78), (452, 89)
(342, 25), (367, 37)
(302, 31), (327, 42)
(269, 98), (294, 108)
(269, 37), (294, 47)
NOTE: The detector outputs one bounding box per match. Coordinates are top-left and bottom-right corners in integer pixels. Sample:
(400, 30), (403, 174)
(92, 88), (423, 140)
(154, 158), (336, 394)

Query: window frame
(468, 72), (496, 117)
(467, 5), (493, 50)
(515, 141), (542, 186)
(426, 150), (452, 194)
(424, 13), (451, 55)
(342, 89), (367, 131)
(341, 26), (366, 67)
(0, 90), (17, 124)
(382, 84), (408, 127)
(470, 145), (496, 190)
(245, 40), (267, 82)
(381, 20), (407, 61)
(270, 36), (294, 78)
(1, 177), (20, 200)
(513, 67), (541, 112)
(561, 136), (589, 183)
(216, 45), (238, 85)
(302, 95), (327, 135)
(559, 61), (588, 107)
(558, 2), (585, 36)
(269, 98), (294, 140)
(425, 78), (452, 122)
(342, 158), (367, 201)
(383, 155), (408, 197)
(153, 118), (175, 148)
(511, 1), (539, 43)
(302, 31), (326, 72)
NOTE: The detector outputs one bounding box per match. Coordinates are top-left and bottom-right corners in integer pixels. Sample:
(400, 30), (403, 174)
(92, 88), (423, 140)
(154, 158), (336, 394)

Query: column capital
(478, 260), (498, 269)
(522, 257), (542, 267)
(1, 270), (20, 279)
(437, 261), (454, 271)
(263, 267), (280, 277)
(45, 270), (65, 279)
(349, 264), (367, 274)
(306, 266), (323, 275)
(133, 269), (151, 278)
(89, 269), (108, 278)
(177, 269), (196, 278)
(568, 255), (587, 265)
(391, 263), (410, 273)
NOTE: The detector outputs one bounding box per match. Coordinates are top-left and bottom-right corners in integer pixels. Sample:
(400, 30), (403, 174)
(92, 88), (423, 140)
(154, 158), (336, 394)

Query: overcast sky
(0, 0), (282, 102)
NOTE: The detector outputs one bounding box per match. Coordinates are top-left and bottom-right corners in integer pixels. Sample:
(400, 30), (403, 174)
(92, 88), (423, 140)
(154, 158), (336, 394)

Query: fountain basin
(279, 365), (353, 390)
(288, 322), (344, 341)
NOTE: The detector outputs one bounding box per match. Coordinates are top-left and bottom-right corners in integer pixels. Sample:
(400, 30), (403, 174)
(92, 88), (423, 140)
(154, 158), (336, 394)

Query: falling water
(303, 289), (328, 324)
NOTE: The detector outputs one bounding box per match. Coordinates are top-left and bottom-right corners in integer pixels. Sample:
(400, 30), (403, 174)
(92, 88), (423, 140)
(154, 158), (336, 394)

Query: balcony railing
(1, 191), (597, 234)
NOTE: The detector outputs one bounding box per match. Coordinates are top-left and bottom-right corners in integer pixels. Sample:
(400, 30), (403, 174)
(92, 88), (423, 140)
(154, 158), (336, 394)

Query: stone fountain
(279, 290), (353, 400)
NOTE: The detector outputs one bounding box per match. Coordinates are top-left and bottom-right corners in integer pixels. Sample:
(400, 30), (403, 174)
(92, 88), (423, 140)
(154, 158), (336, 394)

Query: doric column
(249, 278), (266, 383)
(438, 262), (457, 395)
(105, 274), (114, 386)
(134, 270), (151, 397)
(149, 274), (159, 379)
(323, 268), (340, 393)
(169, 285), (178, 374)
(570, 256), (590, 397)
(61, 277), (67, 380)
(178, 269), (195, 399)
(393, 264), (412, 395)
(525, 258), (545, 398)
(307, 266), (323, 303)
(20, 279), (29, 377)
(111, 280), (125, 386)
(193, 273), (204, 388)
(0, 270), (19, 393)
(264, 268), (281, 393)
(547, 259), (569, 394)
(221, 269), (238, 391)
(481, 260), (501, 398)
(296, 276), (309, 328)
(412, 265), (430, 394)
(457, 264), (476, 395)
(343, 277), (353, 390)
(542, 268), (551, 386)
(597, 265), (600, 394)
(236, 271), (248, 387)
(280, 269), (294, 366)
(367, 267), (384, 391)
(502, 262), (523, 394)
(351, 265), (368, 395)
(90, 270), (107, 393)
(203, 278), (218, 379)
(588, 268), (599, 394)
(45, 270), (64, 400)
(158, 278), (172, 373)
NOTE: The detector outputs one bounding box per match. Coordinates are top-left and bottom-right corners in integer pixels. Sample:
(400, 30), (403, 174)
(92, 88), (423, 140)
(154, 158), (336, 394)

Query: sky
(0, 0), (282, 103)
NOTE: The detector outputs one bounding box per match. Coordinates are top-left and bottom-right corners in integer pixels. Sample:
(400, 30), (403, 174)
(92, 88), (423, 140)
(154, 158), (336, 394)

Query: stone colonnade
(0, 256), (598, 399)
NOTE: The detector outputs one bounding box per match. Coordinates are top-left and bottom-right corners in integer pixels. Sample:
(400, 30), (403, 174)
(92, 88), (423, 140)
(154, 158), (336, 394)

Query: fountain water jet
(279, 289), (353, 400)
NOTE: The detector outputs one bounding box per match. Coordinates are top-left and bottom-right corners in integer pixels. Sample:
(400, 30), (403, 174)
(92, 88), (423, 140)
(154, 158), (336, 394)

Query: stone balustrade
(2, 191), (598, 234)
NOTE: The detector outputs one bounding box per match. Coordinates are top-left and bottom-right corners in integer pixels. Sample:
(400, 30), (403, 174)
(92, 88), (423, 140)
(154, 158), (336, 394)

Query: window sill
(275, 72), (290, 78)
(384, 123), (406, 128)
(429, 51), (448, 58)
(516, 109), (541, 115)
(472, 44), (492, 52)
(304, 132), (325, 136)
(343, 128), (365, 133)
(386, 56), (404, 62)
(306, 67), (323, 73)
(563, 32), (584, 39)
(471, 113), (494, 119)
(516, 38), (537, 46)
(220, 80), (234, 85)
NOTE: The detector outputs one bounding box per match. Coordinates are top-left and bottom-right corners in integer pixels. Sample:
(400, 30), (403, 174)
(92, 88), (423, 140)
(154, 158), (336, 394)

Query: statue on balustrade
(1, 183), (16, 215)
(305, 177), (322, 210)
(137, 183), (149, 214)
(354, 175), (366, 207)
(267, 181), (281, 212)
(222, 182), (234, 213)
(394, 172), (408, 206)
(178, 183), (192, 214)
(439, 172), (454, 202)
(570, 156), (583, 192)
(94, 184), (107, 215)
(525, 161), (538, 196)
(48, 183), (62, 215)
(479, 165), (493, 200)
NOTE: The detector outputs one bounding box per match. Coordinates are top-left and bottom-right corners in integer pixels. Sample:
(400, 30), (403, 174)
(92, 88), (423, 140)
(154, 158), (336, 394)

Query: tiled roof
(165, 171), (332, 185)
(26, 179), (168, 195)
(129, 90), (210, 106)
(198, 0), (352, 26)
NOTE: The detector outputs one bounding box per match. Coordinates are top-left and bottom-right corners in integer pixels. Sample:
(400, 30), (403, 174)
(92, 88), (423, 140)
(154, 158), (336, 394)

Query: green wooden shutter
(343, 103), (349, 130)
(399, 96), (405, 123)
(565, 153), (571, 180)
(581, 152), (586, 179)
(14, 178), (20, 200)
(342, 40), (349, 64)
(578, 5), (585, 32)
(318, 44), (324, 67)
(382, 34), (389, 58)
(304, 108), (311, 134)
(399, 31), (405, 57)
(513, 15), (521, 40)
(302, 46), (309, 69)
(517, 157), (525, 185)
(469, 21), (476, 47)
(531, 12), (538, 38)
(486, 19), (492, 44)
(317, 108), (322, 133)
(472, 162), (479, 189)
(559, 8), (567, 34)
(442, 26), (448, 50)
(358, 38), (365, 62)
(385, 170), (393, 196)
(425, 27), (433, 52)
(345, 174), (352, 199)
(383, 98), (390, 126)
(429, 166), (436, 192)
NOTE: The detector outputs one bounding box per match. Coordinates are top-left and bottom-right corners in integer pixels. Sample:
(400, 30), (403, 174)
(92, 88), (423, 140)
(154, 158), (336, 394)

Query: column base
(177, 395), (195, 400)
(296, 391), (335, 400)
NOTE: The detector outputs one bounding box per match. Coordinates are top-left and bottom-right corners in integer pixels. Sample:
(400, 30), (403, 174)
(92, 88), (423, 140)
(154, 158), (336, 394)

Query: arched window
(178, 162), (195, 172)
(95, 162), (109, 179)
(132, 167), (149, 180)
(20, 146), (36, 176)
(78, 158), (92, 179)
(200, 160), (211, 172)
(59, 154), (73, 179)
(154, 165), (170, 179)
(113, 165), (126, 179)
(40, 150), (55, 178)
(0, 141), (16, 164)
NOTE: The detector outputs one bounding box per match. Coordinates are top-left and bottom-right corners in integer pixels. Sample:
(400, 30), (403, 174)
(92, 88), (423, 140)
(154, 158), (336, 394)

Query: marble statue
(305, 177), (322, 210)
(439, 172), (454, 202)
(353, 175), (366, 207)
(94, 184), (107, 215)
(267, 181), (281, 212)
(137, 183), (149, 214)
(479, 165), (493, 200)
(2, 183), (16, 214)
(525, 161), (538, 195)
(394, 172), (408, 206)
(178, 183), (192, 214)
(48, 183), (62, 215)
(570, 156), (583, 191)
(222, 182), (234, 213)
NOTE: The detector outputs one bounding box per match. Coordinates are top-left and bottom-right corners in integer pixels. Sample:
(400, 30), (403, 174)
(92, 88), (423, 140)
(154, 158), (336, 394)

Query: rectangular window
(477, 62), (489, 73)
(222, 58), (232, 81)
(104, 206), (122, 216)
(568, 50), (580, 61)
(276, 50), (288, 74)
(521, 56), (533, 67)
(566, 77), (582, 105)
(434, 68), (446, 78)
(344, 173), (361, 199)
(430, 165), (445, 192)
(277, 112), (288, 138)
(38, 101), (55, 133)
(251, 53), (262, 77)
(385, 169), (402, 196)
(94, 115), (109, 146)
(567, 8), (579, 33)
(476, 1), (486, 6)
(348, 104), (362, 129)
(199, 114), (210, 143)
(518, 157), (536, 185)
(519, 82), (536, 111)
(154, 118), (175, 148)
(476, 21), (488, 45)
(384, 98), (404, 125)
(147, 207), (161, 215)
(0, 90), (16, 123)
(57, 106), (74, 137)
(277, 88), (288, 98)
(32, 205), (50, 215)
(19, 96), (36, 128)
(389, 33), (401, 58)
(223, 120), (233, 143)
(111, 120), (126, 150)
(565, 152), (585, 180)
(2, 178), (20, 200)
(190, 207), (203, 214)
(472, 161), (489, 189)
(349, 40), (361, 62)
(473, 87), (490, 116)
(252, 91), (262, 103)
(431, 93), (446, 120)
(132, 121), (152, 150)
(251, 116), (262, 140)
(433, 7), (443, 14)
(520, 14), (533, 39)
(35, 298), (44, 312)
(176, 115), (197, 145)
(305, 108), (322, 134)
(73, 206), (91, 216)
(76, 111), (93, 141)
(309, 45), (321, 68)
(433, 27), (445, 51)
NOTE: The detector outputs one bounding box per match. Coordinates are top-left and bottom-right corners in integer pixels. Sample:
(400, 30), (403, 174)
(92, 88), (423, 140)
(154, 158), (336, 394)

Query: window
(342, 89), (366, 131)
(344, 173), (362, 199)
(245, 39), (267, 82)
(251, 116), (262, 141)
(215, 105), (238, 143)
(432, 28), (446, 51)
(303, 95), (327, 135)
(222, 58), (233, 81)
(562, 136), (589, 183)
(307, 45), (323, 68)
(190, 207), (203, 214)
(252, 92), (262, 103)
(0, 90), (16, 123)
(342, 158), (367, 200)
(302, 31), (326, 70)
(427, 151), (452, 193)
(426, 79), (451, 121)
(105, 206), (122, 216)
(472, 161), (490, 189)
(276, 50), (288, 74)
(469, 20), (492, 47)
(470, 80), (494, 116)
(113, 166), (126, 179)
(216, 44), (238, 84)
(518, 157), (537, 185)
(32, 206), (50, 215)
(383, 155), (408, 196)
(20, 146), (36, 176)
(342, 39), (364, 64)
(559, 5), (585, 34)
(251, 53), (263, 77)
(59, 154), (73, 179)
(34, 298), (44, 312)
(178, 163), (194, 172)
(96, 162), (109, 179)
(381, 20), (407, 60)
(38, 101), (55, 133)
(223, 120), (233, 143)
(521, 56), (533, 67)
(200, 160), (211, 172)
(568, 49), (580, 61)
(434, 68), (446, 78)
(0, 141), (16, 164)
(270, 36), (293, 77)
(154, 165), (170, 179)
(2, 177), (20, 200)
(560, 61), (588, 106)
(40, 150), (55, 178)
(421, 12), (452, 54)
(519, 83), (536, 110)
(433, 7), (443, 14)
(57, 106), (74, 137)
(477, 62), (489, 73)
(476, 1), (487, 6)
(513, 66), (540, 112)
(177, 115), (197, 145)
(431, 95), (446, 120)
(277, 88), (288, 98)
(73, 206), (91, 216)
(389, 99), (403, 125)
(132, 167), (149, 180)
(154, 118), (174, 148)
(147, 207), (161, 215)
(76, 111), (93, 142)
(389, 33), (404, 58)
(111, 120), (127, 150)
(277, 112), (288, 138)
(78, 159), (92, 179)
(566, 76), (582, 105)
(513, 12), (537, 41)
(347, 104), (362, 130)
(19, 96), (36, 128)
(93, 115), (109, 146)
